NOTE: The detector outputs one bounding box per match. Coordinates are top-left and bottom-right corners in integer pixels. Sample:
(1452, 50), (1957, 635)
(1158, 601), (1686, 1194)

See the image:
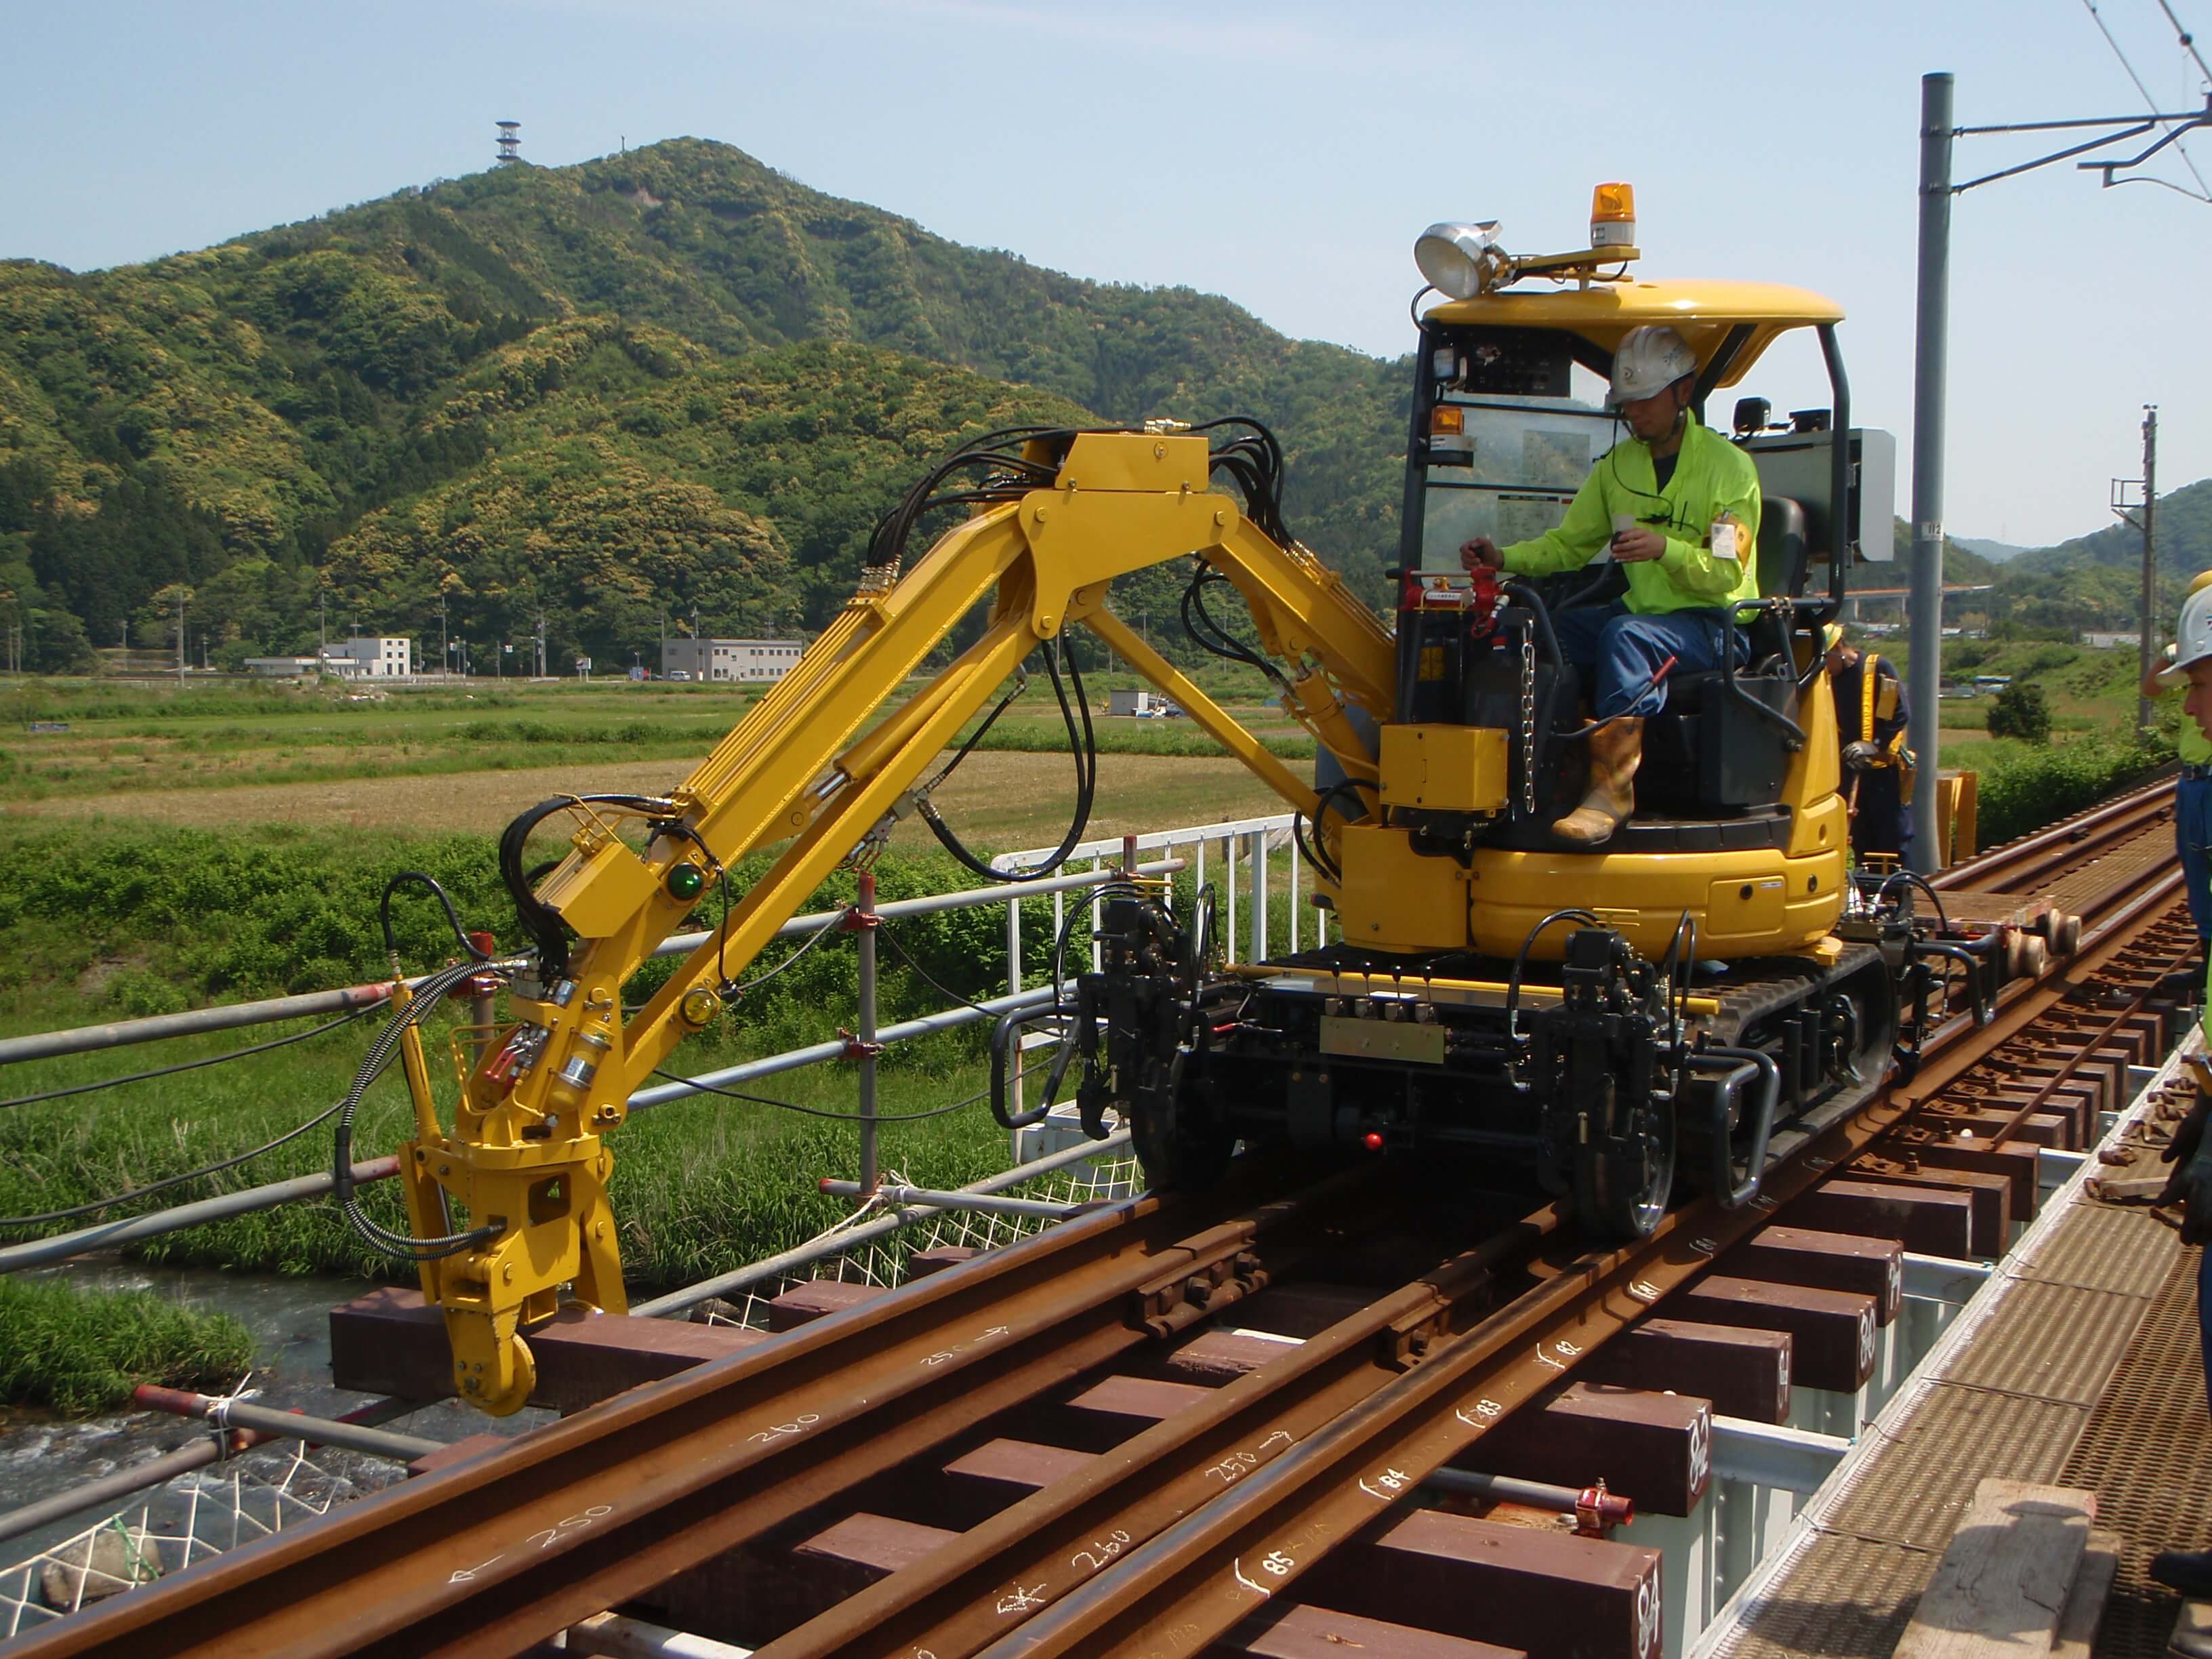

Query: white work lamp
(1413, 220), (1503, 300)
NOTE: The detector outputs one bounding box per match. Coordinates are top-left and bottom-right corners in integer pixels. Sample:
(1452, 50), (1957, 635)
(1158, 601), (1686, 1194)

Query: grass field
(0, 674), (1304, 848)
(0, 818), (1144, 1294)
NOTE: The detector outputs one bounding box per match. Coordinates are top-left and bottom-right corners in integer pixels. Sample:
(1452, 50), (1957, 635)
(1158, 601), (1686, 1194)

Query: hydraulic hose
(331, 956), (512, 1261)
(1689, 1046), (1781, 1210)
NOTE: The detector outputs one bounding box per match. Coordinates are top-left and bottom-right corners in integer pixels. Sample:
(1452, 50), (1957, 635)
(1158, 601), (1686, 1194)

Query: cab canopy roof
(1425, 278), (1843, 390)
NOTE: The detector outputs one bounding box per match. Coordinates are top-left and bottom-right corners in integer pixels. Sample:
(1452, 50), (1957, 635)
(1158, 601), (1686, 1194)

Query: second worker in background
(1824, 623), (1914, 867)
(1462, 325), (1761, 844)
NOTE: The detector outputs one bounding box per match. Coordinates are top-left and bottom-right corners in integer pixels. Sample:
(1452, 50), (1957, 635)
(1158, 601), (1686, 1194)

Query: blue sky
(4, 0), (2210, 548)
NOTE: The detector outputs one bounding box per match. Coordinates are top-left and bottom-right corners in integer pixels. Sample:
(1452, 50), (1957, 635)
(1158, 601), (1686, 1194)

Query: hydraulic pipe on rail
(0, 983), (396, 1067)
(815, 1178), (1080, 1220)
(128, 1386), (443, 1462)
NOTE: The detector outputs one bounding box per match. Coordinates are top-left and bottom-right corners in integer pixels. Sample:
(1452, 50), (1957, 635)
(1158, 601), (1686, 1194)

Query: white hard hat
(1608, 326), (1697, 407)
(2177, 569), (2212, 673)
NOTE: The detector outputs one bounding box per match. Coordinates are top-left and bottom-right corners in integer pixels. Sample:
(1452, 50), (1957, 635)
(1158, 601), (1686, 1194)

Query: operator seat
(1634, 497), (1807, 818)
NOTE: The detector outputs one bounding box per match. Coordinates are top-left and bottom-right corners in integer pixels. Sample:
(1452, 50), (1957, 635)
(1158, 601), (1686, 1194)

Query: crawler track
(9, 778), (2194, 1659)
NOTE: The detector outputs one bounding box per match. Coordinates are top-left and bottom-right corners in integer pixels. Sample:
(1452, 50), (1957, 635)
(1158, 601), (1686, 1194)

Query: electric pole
(439, 593), (449, 682)
(1907, 72), (1952, 871)
(319, 588), (327, 667)
(2140, 405), (2158, 731)
(1906, 73), (2212, 865)
(175, 589), (188, 686)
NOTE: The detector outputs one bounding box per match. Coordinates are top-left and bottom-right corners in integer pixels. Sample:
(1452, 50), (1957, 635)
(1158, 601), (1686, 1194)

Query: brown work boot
(1553, 716), (1643, 846)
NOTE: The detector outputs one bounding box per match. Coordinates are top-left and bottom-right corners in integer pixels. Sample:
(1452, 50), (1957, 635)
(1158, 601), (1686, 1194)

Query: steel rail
(1890, 844), (2185, 1110)
(2, 1160), (1378, 1659)
(741, 822), (2192, 1658)
(1933, 773), (2173, 893)
(764, 1212), (1555, 1659)
(975, 876), (2188, 1658)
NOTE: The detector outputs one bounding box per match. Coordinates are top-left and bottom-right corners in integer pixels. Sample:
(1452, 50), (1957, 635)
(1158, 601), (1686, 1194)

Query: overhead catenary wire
(2080, 0), (2212, 198)
(2156, 0), (2212, 86)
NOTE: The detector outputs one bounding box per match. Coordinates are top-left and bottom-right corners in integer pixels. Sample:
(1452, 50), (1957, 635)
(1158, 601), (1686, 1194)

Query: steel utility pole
(175, 589), (188, 687)
(2141, 405), (2158, 729)
(1908, 71), (1954, 870)
(1906, 74), (2210, 867)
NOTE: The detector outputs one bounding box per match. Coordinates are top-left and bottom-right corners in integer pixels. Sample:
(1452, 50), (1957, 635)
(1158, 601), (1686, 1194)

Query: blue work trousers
(2179, 773), (2212, 948)
(2200, 1240), (2212, 1422)
(1549, 600), (1746, 720)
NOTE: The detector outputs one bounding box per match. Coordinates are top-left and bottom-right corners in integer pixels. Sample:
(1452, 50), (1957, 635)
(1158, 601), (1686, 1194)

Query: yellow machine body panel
(1334, 827), (1845, 961)
(1334, 636), (1851, 961)
(1378, 724), (1510, 813)
(1423, 279), (1843, 390)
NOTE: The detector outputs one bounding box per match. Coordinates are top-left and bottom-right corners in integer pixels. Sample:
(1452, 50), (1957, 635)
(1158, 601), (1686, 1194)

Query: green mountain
(1952, 534), (2032, 564)
(1972, 478), (2211, 634)
(0, 138), (1405, 672)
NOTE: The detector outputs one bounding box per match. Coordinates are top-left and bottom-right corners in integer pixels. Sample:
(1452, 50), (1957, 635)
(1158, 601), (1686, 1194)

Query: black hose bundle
(863, 424), (1090, 572)
(331, 956), (507, 1263)
(918, 643), (1097, 882)
(497, 794), (677, 979)
(1191, 416), (1294, 546)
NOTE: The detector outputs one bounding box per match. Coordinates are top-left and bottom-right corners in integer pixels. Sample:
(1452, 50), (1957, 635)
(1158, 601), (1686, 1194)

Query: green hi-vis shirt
(1500, 415), (1763, 616)
(2180, 714), (2212, 766)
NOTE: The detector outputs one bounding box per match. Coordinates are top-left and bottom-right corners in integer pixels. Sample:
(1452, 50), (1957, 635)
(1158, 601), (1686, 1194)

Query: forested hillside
(2, 133), (2198, 673)
(0, 138), (1404, 672)
(1969, 476), (2212, 634)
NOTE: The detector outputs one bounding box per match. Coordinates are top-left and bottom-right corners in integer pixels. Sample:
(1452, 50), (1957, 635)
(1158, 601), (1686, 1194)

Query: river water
(0, 1256), (551, 1574)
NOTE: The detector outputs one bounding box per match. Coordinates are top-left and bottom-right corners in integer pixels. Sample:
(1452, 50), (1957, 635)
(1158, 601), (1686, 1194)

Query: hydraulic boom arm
(397, 428), (1394, 1412)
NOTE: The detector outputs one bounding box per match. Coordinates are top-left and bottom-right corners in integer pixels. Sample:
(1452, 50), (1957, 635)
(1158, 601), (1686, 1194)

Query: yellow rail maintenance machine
(342, 187), (2050, 1414)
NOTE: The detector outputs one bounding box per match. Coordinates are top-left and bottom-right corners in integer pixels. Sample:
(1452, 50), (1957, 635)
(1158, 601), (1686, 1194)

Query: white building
(243, 656), (322, 679)
(331, 637), (413, 678)
(661, 638), (804, 683)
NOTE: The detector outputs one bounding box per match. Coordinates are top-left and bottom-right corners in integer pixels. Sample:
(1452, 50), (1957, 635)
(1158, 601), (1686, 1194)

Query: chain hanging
(1517, 616), (1538, 818)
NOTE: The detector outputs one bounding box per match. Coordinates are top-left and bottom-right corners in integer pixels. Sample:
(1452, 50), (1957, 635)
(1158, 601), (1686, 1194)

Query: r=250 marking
(749, 1412), (821, 1447)
(525, 1504), (614, 1553)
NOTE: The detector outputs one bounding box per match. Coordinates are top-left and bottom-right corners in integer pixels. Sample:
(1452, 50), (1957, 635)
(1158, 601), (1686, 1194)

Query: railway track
(9, 777), (2194, 1659)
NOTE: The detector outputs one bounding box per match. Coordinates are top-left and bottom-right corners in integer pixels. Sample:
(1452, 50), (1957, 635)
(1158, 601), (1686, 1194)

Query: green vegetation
(1959, 729), (2169, 848)
(0, 1275), (256, 1415)
(1986, 682), (2050, 743)
(0, 817), (1143, 1286)
(0, 138), (1403, 676)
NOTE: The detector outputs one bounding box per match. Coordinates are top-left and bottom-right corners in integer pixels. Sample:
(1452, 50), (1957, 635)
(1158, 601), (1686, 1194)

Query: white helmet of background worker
(1608, 325), (1698, 407)
(2177, 569), (2212, 673)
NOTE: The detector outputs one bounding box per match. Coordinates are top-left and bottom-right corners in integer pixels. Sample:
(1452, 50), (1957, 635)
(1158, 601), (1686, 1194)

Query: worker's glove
(1841, 740), (1883, 772)
(2157, 1087), (2212, 1244)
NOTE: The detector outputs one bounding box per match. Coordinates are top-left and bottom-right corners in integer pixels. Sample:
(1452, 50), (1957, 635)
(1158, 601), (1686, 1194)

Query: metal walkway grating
(2058, 1248), (2211, 1658)
(1707, 1057), (2190, 1659)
